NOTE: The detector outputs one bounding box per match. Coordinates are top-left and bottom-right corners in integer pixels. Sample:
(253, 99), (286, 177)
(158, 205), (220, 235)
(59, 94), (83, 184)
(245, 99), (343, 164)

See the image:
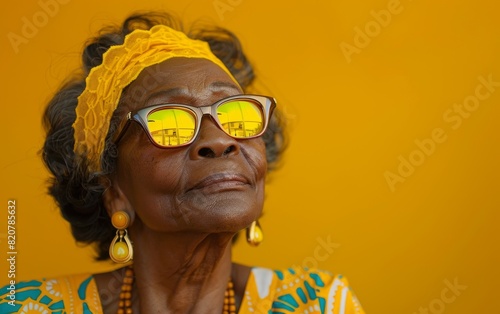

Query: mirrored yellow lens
(147, 108), (196, 146)
(217, 100), (264, 138)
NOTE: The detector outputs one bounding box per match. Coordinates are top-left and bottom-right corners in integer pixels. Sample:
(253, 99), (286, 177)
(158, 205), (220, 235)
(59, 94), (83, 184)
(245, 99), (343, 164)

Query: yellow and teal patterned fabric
(242, 267), (364, 314)
(0, 273), (101, 313)
(0, 267), (364, 313)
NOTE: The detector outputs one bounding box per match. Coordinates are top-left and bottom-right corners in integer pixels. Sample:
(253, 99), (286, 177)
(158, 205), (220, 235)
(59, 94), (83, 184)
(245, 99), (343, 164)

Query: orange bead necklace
(117, 265), (236, 314)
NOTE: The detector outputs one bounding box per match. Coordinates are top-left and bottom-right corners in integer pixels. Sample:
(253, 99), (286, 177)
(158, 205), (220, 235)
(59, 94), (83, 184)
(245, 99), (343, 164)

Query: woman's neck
(130, 229), (235, 313)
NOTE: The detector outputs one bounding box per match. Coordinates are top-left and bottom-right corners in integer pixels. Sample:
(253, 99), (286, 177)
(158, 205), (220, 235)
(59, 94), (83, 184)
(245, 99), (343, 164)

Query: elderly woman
(0, 12), (364, 314)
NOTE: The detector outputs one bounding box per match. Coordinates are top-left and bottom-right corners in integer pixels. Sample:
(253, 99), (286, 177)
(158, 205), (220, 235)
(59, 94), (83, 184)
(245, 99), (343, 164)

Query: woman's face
(109, 58), (267, 234)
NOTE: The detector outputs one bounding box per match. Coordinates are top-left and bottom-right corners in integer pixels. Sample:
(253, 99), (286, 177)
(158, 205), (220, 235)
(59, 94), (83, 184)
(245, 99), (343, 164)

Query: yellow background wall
(1, 0), (499, 313)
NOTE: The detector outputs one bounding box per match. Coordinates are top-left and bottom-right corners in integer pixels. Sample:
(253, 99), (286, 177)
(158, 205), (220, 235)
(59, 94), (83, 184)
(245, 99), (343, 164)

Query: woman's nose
(189, 116), (240, 159)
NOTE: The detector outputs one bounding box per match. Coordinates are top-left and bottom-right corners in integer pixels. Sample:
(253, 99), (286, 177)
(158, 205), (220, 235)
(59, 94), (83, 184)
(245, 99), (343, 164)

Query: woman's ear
(102, 176), (135, 223)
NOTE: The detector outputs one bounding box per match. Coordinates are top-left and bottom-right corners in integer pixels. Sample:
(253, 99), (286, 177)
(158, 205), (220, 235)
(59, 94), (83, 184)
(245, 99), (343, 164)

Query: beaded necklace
(117, 265), (236, 314)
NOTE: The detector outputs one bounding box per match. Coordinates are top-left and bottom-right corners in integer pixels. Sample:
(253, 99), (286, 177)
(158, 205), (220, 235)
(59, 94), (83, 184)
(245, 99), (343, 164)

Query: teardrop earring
(246, 220), (263, 246)
(109, 211), (133, 263)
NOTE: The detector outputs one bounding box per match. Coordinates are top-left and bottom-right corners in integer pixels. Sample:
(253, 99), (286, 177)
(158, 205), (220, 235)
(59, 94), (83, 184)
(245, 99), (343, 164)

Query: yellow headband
(72, 25), (238, 172)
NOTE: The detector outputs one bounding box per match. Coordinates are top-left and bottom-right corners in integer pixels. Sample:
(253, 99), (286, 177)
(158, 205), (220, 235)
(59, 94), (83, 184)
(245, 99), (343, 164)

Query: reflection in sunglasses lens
(147, 108), (196, 146)
(217, 100), (263, 138)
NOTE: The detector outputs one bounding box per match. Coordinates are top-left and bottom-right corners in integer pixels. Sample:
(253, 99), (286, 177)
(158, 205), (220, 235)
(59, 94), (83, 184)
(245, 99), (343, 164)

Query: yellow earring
(246, 220), (263, 246)
(109, 211), (133, 263)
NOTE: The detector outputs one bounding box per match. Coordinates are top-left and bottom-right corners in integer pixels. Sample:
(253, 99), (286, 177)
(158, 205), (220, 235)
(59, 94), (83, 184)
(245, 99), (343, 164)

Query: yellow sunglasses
(114, 94), (276, 148)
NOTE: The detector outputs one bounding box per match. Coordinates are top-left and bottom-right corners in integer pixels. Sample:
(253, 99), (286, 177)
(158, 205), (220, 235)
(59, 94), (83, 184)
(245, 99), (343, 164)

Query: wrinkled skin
(96, 58), (267, 313)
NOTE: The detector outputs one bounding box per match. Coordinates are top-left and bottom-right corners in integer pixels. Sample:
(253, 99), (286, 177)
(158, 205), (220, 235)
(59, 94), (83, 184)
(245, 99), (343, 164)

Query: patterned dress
(0, 267), (365, 313)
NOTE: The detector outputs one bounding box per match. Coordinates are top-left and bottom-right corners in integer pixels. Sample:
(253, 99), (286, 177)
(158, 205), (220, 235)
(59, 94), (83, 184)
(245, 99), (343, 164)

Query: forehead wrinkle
(142, 80), (241, 107)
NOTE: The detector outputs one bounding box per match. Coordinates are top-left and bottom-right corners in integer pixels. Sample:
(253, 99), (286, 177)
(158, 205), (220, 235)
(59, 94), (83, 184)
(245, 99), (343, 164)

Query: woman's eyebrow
(209, 81), (241, 92)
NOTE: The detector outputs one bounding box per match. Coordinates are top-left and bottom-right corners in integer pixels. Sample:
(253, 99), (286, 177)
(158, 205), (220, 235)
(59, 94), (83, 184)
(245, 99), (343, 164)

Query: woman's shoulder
(243, 266), (365, 314)
(0, 273), (102, 313)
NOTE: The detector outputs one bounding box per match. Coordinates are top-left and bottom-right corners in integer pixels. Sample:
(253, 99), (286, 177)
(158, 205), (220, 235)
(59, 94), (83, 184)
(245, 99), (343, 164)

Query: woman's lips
(189, 173), (250, 192)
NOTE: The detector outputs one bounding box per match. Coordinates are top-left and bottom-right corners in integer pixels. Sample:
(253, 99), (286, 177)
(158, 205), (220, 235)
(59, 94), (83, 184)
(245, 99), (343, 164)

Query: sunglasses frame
(113, 94), (276, 148)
